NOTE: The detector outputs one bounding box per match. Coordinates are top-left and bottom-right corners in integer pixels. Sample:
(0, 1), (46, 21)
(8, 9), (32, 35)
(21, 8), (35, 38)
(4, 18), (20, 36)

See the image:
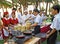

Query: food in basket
(21, 25), (26, 32)
(14, 24), (21, 30)
(26, 21), (31, 30)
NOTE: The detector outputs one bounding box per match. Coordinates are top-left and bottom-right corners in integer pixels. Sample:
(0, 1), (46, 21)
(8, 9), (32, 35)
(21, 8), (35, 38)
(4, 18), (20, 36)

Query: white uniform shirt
(34, 14), (42, 26)
(50, 13), (60, 30)
(21, 15), (29, 25)
(27, 14), (35, 24)
(17, 12), (22, 23)
(41, 14), (47, 20)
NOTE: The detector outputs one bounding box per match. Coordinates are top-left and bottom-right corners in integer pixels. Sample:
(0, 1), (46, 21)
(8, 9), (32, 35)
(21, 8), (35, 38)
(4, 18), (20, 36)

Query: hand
(8, 24), (11, 26)
(31, 25), (33, 27)
(46, 34), (50, 38)
(8, 30), (10, 32)
(47, 30), (50, 34)
(28, 16), (32, 20)
(29, 16), (31, 18)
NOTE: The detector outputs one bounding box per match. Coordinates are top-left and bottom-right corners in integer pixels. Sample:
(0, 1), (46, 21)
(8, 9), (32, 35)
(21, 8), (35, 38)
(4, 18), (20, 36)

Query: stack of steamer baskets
(14, 21), (32, 32)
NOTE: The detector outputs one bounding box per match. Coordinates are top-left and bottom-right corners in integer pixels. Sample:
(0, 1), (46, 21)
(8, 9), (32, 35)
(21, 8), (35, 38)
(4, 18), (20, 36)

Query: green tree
(0, 0), (12, 8)
(11, 0), (19, 8)
(45, 0), (52, 15)
(53, 0), (58, 4)
(0, 0), (12, 12)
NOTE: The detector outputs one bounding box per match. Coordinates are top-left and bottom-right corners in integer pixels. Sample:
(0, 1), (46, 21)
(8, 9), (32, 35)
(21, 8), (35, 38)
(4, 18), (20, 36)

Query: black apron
(33, 25), (40, 34)
(59, 30), (60, 34)
(51, 16), (54, 22)
(47, 28), (57, 44)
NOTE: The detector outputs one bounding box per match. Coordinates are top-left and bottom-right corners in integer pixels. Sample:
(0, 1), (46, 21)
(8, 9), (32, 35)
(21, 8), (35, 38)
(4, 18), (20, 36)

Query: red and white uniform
(2, 17), (10, 38)
(10, 18), (18, 25)
(2, 17), (10, 27)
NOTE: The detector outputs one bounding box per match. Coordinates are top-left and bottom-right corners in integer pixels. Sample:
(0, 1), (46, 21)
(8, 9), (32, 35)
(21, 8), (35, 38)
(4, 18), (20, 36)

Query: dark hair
(3, 12), (9, 17)
(3, 15), (5, 17)
(12, 8), (17, 11)
(33, 9), (40, 13)
(11, 12), (15, 15)
(52, 5), (60, 13)
(18, 8), (21, 10)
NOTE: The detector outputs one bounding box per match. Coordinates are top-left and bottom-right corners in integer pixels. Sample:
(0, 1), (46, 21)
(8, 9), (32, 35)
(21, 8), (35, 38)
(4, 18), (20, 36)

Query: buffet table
(24, 37), (41, 44)
(4, 37), (41, 44)
(4, 22), (51, 44)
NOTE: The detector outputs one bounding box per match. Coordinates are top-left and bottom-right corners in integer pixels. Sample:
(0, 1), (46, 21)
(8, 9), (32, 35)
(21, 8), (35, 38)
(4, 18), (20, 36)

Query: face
(29, 10), (32, 14)
(51, 9), (58, 15)
(39, 11), (42, 15)
(33, 11), (38, 16)
(19, 9), (22, 12)
(5, 14), (9, 18)
(24, 12), (28, 15)
(12, 13), (16, 18)
(12, 10), (16, 13)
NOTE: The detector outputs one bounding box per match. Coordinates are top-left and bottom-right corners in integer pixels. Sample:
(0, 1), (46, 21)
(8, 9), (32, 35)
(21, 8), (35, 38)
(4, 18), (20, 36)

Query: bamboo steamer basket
(26, 21), (31, 30)
(14, 24), (21, 30)
(21, 25), (26, 32)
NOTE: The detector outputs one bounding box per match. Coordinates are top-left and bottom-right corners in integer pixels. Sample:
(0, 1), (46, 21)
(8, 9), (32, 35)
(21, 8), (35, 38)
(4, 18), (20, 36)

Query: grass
(0, 40), (4, 44)
(42, 40), (47, 44)
(57, 33), (60, 41)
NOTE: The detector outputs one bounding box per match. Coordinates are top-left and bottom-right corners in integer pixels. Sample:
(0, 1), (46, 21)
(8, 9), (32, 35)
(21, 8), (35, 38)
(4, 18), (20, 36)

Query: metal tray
(35, 33), (47, 38)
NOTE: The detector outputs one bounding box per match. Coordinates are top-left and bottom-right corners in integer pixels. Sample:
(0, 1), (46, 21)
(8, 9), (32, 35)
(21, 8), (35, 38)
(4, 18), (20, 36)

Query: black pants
(47, 29), (57, 44)
(33, 25), (40, 34)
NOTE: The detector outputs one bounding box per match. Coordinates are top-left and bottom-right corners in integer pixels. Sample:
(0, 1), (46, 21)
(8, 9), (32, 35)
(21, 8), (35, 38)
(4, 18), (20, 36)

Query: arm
(25, 16), (31, 22)
(31, 23), (38, 27)
(31, 16), (40, 27)
(46, 18), (58, 38)
(48, 28), (56, 36)
(3, 26), (10, 32)
(47, 30), (50, 34)
(49, 18), (58, 36)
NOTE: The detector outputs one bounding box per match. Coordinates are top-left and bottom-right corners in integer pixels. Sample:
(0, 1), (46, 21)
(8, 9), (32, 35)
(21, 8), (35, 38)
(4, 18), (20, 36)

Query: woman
(9, 12), (18, 39)
(2, 12), (10, 27)
(2, 12), (10, 41)
(10, 12), (18, 25)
